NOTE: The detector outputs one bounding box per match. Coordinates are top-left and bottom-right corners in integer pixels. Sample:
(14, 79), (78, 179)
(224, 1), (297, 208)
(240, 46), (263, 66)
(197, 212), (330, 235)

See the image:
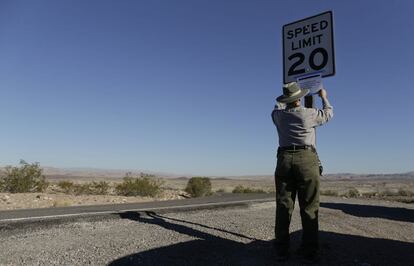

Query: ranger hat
(276, 82), (309, 103)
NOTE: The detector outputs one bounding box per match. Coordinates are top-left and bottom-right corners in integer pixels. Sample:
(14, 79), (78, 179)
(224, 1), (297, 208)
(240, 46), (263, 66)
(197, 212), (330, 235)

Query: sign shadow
(108, 211), (414, 265)
(320, 202), (414, 223)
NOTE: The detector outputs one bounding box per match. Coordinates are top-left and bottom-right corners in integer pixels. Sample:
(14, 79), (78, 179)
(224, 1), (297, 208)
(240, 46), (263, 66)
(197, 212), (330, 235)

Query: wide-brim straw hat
(276, 82), (309, 103)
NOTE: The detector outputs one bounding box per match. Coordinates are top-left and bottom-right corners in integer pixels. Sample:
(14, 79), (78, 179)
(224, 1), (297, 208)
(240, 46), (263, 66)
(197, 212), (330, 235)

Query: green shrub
(185, 177), (212, 197)
(116, 173), (163, 197)
(397, 188), (413, 197)
(58, 181), (74, 194)
(0, 160), (49, 193)
(72, 183), (93, 195)
(58, 180), (110, 195)
(232, 185), (266, 194)
(361, 191), (377, 198)
(345, 188), (359, 198)
(90, 181), (110, 195)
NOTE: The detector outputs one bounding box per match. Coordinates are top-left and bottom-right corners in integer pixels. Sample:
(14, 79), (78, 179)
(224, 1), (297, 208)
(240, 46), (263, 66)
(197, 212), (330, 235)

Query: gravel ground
(0, 196), (413, 265)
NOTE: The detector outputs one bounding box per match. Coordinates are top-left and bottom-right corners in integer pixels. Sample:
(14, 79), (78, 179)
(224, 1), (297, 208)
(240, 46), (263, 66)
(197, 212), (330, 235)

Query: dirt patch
(0, 189), (186, 211)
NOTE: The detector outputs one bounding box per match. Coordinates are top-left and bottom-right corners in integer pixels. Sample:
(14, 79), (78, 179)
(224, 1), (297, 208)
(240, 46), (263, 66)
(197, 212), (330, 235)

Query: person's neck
(286, 103), (301, 109)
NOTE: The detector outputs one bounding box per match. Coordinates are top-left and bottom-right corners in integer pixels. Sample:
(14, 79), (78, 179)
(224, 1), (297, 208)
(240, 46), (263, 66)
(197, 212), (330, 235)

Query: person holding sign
(271, 82), (333, 262)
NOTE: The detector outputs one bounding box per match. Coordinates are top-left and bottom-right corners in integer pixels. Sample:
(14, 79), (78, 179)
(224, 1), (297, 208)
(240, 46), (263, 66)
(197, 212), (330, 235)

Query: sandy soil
(0, 181), (186, 210)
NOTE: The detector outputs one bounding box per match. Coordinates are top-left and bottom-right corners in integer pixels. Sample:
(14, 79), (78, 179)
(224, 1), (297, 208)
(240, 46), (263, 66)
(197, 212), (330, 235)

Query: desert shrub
(216, 188), (226, 193)
(320, 190), (338, 196)
(73, 183), (93, 195)
(345, 188), (359, 198)
(0, 160), (49, 193)
(116, 173), (163, 197)
(232, 185), (266, 194)
(58, 181), (110, 195)
(379, 189), (399, 197)
(90, 181), (110, 195)
(397, 188), (414, 197)
(185, 177), (212, 197)
(138, 172), (157, 178)
(361, 191), (377, 198)
(395, 198), (414, 204)
(58, 181), (74, 194)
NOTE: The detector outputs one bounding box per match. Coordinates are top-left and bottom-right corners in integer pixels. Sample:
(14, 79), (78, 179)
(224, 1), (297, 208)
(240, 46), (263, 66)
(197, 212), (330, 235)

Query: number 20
(288, 48), (328, 76)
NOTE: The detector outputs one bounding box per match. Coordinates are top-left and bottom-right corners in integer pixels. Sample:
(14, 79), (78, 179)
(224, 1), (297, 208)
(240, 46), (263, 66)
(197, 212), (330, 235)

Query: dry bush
(58, 181), (74, 194)
(58, 181), (110, 195)
(116, 173), (163, 197)
(0, 160), (48, 193)
(361, 191), (377, 198)
(344, 187), (359, 198)
(232, 185), (266, 194)
(397, 188), (414, 197)
(72, 183), (93, 195)
(379, 189), (399, 197)
(185, 177), (212, 197)
(90, 181), (110, 195)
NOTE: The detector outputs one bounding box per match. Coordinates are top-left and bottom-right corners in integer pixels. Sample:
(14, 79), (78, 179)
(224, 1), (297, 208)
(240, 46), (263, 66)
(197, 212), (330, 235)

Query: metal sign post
(282, 11), (335, 108)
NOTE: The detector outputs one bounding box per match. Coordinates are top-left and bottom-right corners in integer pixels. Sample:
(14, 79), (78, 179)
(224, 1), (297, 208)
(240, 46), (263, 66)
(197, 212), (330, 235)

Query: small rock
(2, 195), (11, 200)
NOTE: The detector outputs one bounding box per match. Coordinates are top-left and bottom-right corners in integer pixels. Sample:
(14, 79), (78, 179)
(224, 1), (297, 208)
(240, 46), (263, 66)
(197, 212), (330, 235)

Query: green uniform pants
(274, 148), (320, 252)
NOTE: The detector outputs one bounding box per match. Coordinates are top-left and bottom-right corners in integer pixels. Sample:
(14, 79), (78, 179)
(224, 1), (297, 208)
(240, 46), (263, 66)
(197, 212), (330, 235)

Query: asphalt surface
(0, 193), (275, 222)
(0, 196), (413, 266)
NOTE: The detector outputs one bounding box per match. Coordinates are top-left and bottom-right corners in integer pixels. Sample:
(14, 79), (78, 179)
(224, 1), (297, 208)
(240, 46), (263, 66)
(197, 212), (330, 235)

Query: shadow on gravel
(316, 231), (414, 266)
(109, 211), (414, 266)
(320, 202), (414, 223)
(111, 211), (275, 265)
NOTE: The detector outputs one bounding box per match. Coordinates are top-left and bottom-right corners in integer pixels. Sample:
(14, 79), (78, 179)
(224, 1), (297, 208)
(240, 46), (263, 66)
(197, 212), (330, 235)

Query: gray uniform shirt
(271, 99), (333, 148)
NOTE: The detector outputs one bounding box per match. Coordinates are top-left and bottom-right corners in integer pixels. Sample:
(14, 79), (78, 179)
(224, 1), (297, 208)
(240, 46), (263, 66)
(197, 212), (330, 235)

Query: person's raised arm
(311, 88), (333, 127)
(318, 89), (332, 109)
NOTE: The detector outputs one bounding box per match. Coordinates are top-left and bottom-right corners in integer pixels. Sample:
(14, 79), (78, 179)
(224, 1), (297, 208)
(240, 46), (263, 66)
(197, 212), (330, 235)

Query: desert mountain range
(1, 166), (411, 180)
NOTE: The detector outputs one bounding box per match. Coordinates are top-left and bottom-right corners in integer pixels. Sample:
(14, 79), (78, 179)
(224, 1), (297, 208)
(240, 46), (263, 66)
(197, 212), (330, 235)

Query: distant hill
(1, 165), (413, 180)
(322, 172), (414, 181)
(0, 166), (188, 179)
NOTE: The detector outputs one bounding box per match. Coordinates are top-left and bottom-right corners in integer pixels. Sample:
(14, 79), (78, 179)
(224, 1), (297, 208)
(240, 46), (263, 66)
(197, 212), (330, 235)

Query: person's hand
(318, 88), (327, 99)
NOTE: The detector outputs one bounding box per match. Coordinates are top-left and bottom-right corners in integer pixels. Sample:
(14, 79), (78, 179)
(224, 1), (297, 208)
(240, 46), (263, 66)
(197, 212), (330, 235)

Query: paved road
(0, 193), (275, 222)
(0, 196), (413, 265)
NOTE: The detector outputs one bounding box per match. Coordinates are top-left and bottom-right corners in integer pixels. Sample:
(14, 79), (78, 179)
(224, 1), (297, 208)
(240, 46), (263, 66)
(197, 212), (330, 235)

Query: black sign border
(282, 11), (335, 84)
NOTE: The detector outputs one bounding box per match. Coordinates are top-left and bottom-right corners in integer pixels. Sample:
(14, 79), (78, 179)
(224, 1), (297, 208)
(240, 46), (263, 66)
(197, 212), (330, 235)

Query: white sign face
(297, 73), (323, 95)
(283, 11), (335, 84)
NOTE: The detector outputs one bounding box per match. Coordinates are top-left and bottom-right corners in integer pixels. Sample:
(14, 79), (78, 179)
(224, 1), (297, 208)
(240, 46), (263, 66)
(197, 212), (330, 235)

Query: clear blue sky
(0, 0), (413, 176)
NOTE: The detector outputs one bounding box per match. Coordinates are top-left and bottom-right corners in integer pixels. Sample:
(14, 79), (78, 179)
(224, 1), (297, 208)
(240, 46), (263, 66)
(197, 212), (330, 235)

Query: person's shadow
(109, 211), (414, 266)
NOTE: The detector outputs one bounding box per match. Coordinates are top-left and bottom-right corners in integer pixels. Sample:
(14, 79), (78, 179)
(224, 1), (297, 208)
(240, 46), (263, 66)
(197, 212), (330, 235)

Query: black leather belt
(278, 145), (315, 151)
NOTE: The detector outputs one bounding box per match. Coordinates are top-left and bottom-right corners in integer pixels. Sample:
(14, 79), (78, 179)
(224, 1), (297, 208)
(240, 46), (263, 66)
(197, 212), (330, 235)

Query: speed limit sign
(282, 11), (335, 84)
